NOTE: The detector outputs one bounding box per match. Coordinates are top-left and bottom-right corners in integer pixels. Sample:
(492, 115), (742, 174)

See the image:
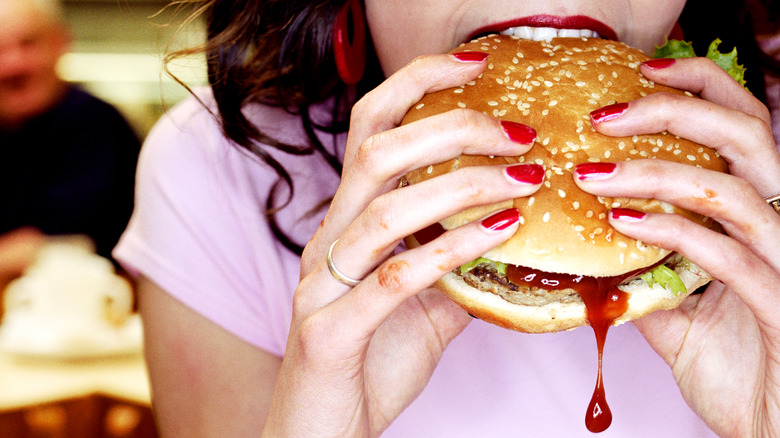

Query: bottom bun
(434, 259), (711, 333)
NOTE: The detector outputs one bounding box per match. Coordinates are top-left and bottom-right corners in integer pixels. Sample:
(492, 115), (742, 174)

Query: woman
(114, 0), (780, 436)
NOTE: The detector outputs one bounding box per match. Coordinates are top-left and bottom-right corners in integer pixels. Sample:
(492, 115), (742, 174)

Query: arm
(138, 276), (282, 436)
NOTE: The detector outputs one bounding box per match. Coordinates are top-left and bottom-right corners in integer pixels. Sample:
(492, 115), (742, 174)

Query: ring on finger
(766, 194), (780, 214)
(327, 240), (363, 287)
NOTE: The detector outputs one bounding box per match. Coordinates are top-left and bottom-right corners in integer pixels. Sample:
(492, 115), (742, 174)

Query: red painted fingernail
(452, 51), (489, 62)
(500, 120), (537, 144)
(505, 164), (544, 184)
(591, 102), (629, 124)
(610, 208), (646, 222)
(642, 58), (676, 69)
(574, 162), (617, 181)
(481, 208), (520, 232)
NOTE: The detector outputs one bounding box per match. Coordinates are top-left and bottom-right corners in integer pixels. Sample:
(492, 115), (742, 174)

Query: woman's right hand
(262, 52), (542, 437)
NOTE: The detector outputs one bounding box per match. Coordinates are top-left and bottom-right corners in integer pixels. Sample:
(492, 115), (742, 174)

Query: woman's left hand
(573, 56), (780, 438)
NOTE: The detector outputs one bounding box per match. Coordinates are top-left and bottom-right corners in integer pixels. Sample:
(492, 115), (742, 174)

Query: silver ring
(767, 194), (780, 214)
(327, 240), (362, 287)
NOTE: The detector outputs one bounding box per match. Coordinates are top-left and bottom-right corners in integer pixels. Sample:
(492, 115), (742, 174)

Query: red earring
(333, 0), (366, 84)
(668, 21), (684, 41)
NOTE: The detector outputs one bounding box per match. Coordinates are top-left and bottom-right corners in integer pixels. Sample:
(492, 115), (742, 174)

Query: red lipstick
(468, 15), (618, 42)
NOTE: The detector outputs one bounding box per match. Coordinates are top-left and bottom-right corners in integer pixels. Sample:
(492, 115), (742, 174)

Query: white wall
(60, 0), (207, 138)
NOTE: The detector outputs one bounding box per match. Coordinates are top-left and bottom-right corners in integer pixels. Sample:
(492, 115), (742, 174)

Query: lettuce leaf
(640, 264), (687, 296)
(653, 39), (697, 59)
(705, 39), (747, 89)
(653, 38), (748, 90)
(459, 257), (507, 275)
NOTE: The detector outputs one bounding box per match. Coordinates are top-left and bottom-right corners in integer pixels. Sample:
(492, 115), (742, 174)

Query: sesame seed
(416, 103), (425, 109)
(558, 189), (566, 198)
(543, 212), (551, 222)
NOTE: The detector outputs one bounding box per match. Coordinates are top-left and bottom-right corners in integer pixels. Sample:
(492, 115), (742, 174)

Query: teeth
(498, 26), (600, 42)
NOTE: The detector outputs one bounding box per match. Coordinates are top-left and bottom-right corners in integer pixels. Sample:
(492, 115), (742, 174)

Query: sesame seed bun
(401, 35), (726, 333)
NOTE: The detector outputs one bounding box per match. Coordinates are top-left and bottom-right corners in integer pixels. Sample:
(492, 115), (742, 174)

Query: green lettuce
(653, 38), (748, 90)
(460, 257), (507, 275)
(640, 264), (687, 296)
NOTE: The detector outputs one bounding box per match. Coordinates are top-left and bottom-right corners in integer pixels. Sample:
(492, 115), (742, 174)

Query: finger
(302, 164), (543, 312)
(342, 110), (535, 203)
(338, 163), (544, 279)
(323, 111), (536, 250)
(589, 93), (780, 197)
(573, 159), (780, 270)
(313, 208), (520, 346)
(640, 57), (770, 125)
(344, 52), (492, 168)
(607, 208), (780, 332)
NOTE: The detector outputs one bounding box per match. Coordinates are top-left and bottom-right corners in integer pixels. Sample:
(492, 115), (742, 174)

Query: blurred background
(60, 0), (206, 140)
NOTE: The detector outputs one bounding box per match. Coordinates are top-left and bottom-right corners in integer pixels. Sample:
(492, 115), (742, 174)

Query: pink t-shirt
(114, 92), (715, 437)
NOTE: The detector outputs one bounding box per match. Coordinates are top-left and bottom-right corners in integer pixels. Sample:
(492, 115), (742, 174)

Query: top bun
(402, 35), (728, 277)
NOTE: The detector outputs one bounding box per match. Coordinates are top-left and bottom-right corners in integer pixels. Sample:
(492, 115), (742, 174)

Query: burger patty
(460, 263), (582, 307)
(458, 254), (688, 308)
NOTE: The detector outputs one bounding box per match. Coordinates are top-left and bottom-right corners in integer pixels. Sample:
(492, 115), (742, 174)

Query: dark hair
(167, 0), (778, 255)
(167, 0), (382, 254)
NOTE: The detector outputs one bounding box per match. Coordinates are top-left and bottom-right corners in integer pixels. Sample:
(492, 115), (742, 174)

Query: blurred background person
(0, 0), (140, 290)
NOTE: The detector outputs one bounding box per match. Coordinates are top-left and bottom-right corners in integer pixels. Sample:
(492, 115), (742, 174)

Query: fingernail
(574, 162), (617, 181)
(610, 208), (646, 222)
(500, 120), (537, 144)
(481, 208), (520, 232)
(505, 164), (544, 185)
(452, 51), (489, 62)
(642, 58), (676, 69)
(591, 102), (629, 124)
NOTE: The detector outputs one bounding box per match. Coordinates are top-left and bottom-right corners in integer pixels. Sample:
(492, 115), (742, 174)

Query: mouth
(467, 14), (618, 43)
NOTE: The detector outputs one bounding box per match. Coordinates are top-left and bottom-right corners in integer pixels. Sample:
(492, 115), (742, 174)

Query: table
(0, 349), (157, 437)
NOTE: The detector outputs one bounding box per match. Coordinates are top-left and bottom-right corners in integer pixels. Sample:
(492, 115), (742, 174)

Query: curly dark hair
(165, 0), (778, 255)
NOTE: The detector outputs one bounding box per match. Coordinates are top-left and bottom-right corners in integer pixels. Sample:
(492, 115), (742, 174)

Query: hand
(574, 57), (780, 437)
(263, 53), (542, 437)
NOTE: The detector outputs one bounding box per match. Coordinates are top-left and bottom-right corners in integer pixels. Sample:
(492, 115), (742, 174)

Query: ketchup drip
(506, 266), (633, 433)
(415, 224), (642, 432)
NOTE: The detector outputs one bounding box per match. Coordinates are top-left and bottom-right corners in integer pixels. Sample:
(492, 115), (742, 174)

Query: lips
(467, 14), (619, 43)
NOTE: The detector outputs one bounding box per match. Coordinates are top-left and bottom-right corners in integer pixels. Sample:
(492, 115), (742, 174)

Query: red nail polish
(452, 51), (489, 62)
(642, 58), (676, 69)
(505, 164), (544, 184)
(610, 208), (646, 222)
(500, 120), (537, 144)
(591, 102), (629, 124)
(574, 162), (617, 181)
(481, 208), (520, 232)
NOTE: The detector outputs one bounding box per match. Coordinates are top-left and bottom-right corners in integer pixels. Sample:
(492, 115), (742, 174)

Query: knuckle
(294, 312), (333, 361)
(452, 169), (487, 204)
(359, 193), (397, 234)
(448, 108), (485, 134)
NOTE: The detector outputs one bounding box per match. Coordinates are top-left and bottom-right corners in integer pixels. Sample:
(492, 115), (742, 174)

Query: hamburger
(401, 35), (727, 334)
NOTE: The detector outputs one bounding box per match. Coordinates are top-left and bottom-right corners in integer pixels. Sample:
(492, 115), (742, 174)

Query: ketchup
(415, 224), (645, 432)
(506, 265), (632, 433)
